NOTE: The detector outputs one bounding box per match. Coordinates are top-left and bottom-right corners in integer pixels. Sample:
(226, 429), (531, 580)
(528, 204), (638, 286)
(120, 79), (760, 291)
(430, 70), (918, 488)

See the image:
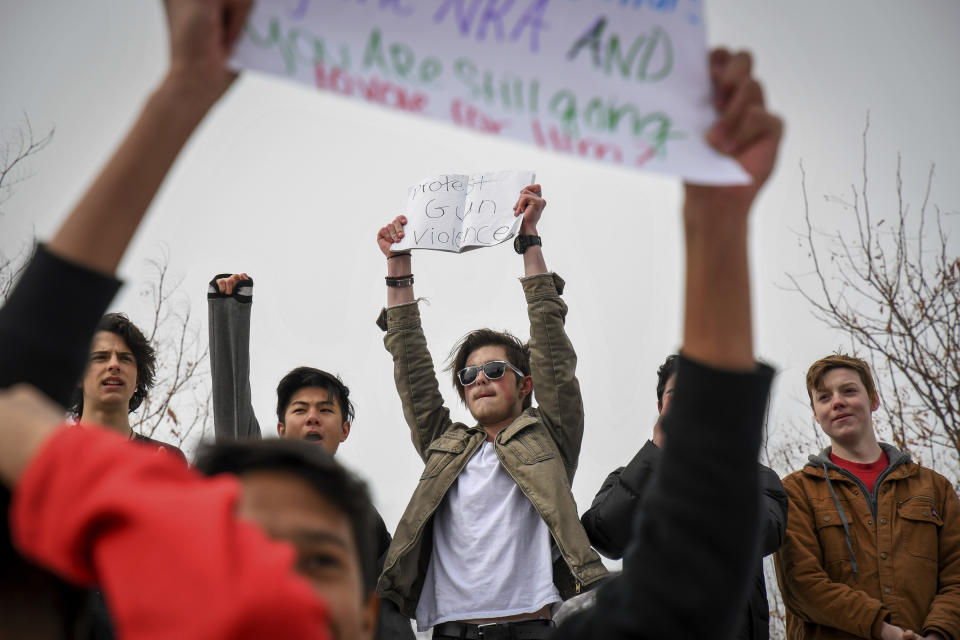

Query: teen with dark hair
(581, 352), (788, 639)
(207, 275), (354, 452)
(0, 0), (255, 635)
(447, 328), (534, 411)
(195, 438), (379, 640)
(276, 366), (356, 437)
(207, 275), (415, 639)
(69, 312), (185, 462)
(374, 183), (608, 636)
(70, 313), (156, 415)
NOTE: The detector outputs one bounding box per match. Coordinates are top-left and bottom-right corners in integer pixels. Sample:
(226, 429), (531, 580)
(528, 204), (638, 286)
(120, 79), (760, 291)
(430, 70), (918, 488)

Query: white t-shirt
(415, 441), (561, 631)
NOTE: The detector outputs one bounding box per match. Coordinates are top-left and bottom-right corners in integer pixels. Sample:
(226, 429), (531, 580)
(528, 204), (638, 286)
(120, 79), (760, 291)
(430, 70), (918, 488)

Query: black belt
(433, 619), (555, 640)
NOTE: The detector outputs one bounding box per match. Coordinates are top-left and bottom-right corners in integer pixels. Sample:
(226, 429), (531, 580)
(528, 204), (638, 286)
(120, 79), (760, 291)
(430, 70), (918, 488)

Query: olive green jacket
(375, 272), (607, 618)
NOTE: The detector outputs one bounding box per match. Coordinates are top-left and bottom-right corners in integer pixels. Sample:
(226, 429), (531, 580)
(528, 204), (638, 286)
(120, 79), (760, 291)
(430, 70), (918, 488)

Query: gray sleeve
(208, 274), (261, 441)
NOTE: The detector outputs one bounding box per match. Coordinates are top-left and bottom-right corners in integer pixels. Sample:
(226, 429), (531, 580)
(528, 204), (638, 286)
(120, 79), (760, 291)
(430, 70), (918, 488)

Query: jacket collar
(802, 442), (914, 478)
(494, 409), (540, 444)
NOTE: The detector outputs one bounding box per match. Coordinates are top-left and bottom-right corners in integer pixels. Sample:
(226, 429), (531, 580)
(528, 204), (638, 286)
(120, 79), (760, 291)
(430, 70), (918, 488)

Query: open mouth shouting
(101, 377), (126, 390)
(303, 432), (323, 442)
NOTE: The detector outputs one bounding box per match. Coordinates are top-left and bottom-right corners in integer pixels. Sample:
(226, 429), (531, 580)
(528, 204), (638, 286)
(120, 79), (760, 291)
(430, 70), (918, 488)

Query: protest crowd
(0, 1), (957, 639)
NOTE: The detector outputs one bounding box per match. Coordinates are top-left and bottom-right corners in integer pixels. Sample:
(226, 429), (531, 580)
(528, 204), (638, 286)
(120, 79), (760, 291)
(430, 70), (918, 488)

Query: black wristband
(385, 274), (414, 288)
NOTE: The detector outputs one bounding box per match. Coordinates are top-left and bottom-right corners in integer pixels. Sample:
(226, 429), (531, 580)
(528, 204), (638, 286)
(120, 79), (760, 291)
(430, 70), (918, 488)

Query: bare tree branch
(0, 114), (55, 212)
(131, 249), (211, 458)
(784, 116), (960, 481)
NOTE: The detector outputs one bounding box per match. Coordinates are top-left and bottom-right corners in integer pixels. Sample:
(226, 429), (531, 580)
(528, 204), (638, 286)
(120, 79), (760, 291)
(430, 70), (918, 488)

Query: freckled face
(811, 368), (879, 447)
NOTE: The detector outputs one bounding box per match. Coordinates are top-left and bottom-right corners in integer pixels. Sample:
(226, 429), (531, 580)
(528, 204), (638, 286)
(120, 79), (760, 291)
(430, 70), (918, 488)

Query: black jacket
(581, 440), (788, 639)
(554, 357), (775, 639)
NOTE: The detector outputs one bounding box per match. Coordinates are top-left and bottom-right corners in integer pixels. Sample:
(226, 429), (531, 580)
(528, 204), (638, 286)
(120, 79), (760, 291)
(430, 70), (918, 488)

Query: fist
(216, 272), (250, 296)
(377, 215), (409, 258)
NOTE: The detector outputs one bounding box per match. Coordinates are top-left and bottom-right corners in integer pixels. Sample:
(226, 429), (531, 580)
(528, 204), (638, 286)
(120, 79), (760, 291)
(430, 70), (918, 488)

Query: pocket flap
(813, 508), (846, 530)
(426, 436), (466, 454)
(898, 499), (943, 525)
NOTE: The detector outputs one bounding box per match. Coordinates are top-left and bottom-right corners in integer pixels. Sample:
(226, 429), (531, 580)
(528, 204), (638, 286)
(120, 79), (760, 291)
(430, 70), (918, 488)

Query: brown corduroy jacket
(775, 444), (960, 640)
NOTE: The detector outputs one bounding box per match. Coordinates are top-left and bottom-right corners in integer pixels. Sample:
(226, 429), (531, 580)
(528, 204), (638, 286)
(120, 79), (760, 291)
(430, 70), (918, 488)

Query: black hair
(276, 367), (354, 425)
(194, 439), (377, 594)
(446, 328), (532, 410)
(69, 313), (156, 415)
(656, 354), (680, 406)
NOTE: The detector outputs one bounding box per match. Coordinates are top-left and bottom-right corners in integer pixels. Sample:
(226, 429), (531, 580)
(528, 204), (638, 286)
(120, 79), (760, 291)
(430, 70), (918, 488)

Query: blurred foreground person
(195, 439), (380, 640)
(581, 353), (788, 639)
(775, 354), (960, 640)
(0, 0), (256, 635)
(550, 46), (781, 639)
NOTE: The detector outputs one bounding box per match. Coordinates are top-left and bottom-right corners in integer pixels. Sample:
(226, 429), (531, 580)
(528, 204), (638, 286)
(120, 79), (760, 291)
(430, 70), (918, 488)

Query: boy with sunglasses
(374, 185), (607, 638)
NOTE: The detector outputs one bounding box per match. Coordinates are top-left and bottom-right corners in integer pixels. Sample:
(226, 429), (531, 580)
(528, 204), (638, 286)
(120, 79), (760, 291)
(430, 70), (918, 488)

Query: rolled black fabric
(0, 244), (121, 404)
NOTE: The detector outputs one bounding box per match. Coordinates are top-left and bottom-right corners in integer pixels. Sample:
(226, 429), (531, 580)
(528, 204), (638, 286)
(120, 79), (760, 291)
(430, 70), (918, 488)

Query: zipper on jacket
(822, 457), (905, 520)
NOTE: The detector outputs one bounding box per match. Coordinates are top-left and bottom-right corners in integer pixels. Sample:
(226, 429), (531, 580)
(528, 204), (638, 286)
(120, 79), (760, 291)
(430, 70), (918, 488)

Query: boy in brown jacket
(775, 354), (960, 640)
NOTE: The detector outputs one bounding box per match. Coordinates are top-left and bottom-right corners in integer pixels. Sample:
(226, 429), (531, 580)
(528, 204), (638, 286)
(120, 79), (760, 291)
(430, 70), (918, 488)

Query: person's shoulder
(909, 463), (959, 496)
(133, 433), (187, 463)
(781, 465), (820, 493)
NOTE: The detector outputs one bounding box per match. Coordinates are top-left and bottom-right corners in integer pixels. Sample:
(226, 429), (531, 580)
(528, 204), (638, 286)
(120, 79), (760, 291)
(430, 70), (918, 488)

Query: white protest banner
(392, 170), (535, 253)
(232, 0), (748, 185)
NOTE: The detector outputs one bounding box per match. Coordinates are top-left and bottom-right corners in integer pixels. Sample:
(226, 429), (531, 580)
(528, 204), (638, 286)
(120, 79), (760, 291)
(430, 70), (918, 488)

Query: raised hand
(378, 215), (414, 306)
(513, 184), (546, 235)
(216, 272), (250, 295)
(162, 0), (253, 100)
(681, 48), (784, 370)
(377, 215), (410, 258)
(687, 48), (784, 214)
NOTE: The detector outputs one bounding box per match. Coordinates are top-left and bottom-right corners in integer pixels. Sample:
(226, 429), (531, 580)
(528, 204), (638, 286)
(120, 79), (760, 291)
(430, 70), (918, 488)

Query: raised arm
(208, 273), (262, 441)
(681, 49), (780, 370)
(0, 0), (251, 403)
(554, 48), (782, 639)
(0, 385), (330, 640)
(376, 216), (454, 457)
(514, 184), (547, 277)
(47, 0), (250, 276)
(515, 185), (585, 472)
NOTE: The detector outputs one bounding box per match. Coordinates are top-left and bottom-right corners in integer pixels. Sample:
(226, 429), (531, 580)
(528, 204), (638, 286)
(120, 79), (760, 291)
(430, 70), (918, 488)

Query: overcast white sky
(2, 1), (958, 540)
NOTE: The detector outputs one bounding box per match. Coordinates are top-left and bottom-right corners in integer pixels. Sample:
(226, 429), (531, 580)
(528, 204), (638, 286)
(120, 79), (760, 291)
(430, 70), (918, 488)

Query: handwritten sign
(392, 170), (535, 253)
(232, 0), (748, 184)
